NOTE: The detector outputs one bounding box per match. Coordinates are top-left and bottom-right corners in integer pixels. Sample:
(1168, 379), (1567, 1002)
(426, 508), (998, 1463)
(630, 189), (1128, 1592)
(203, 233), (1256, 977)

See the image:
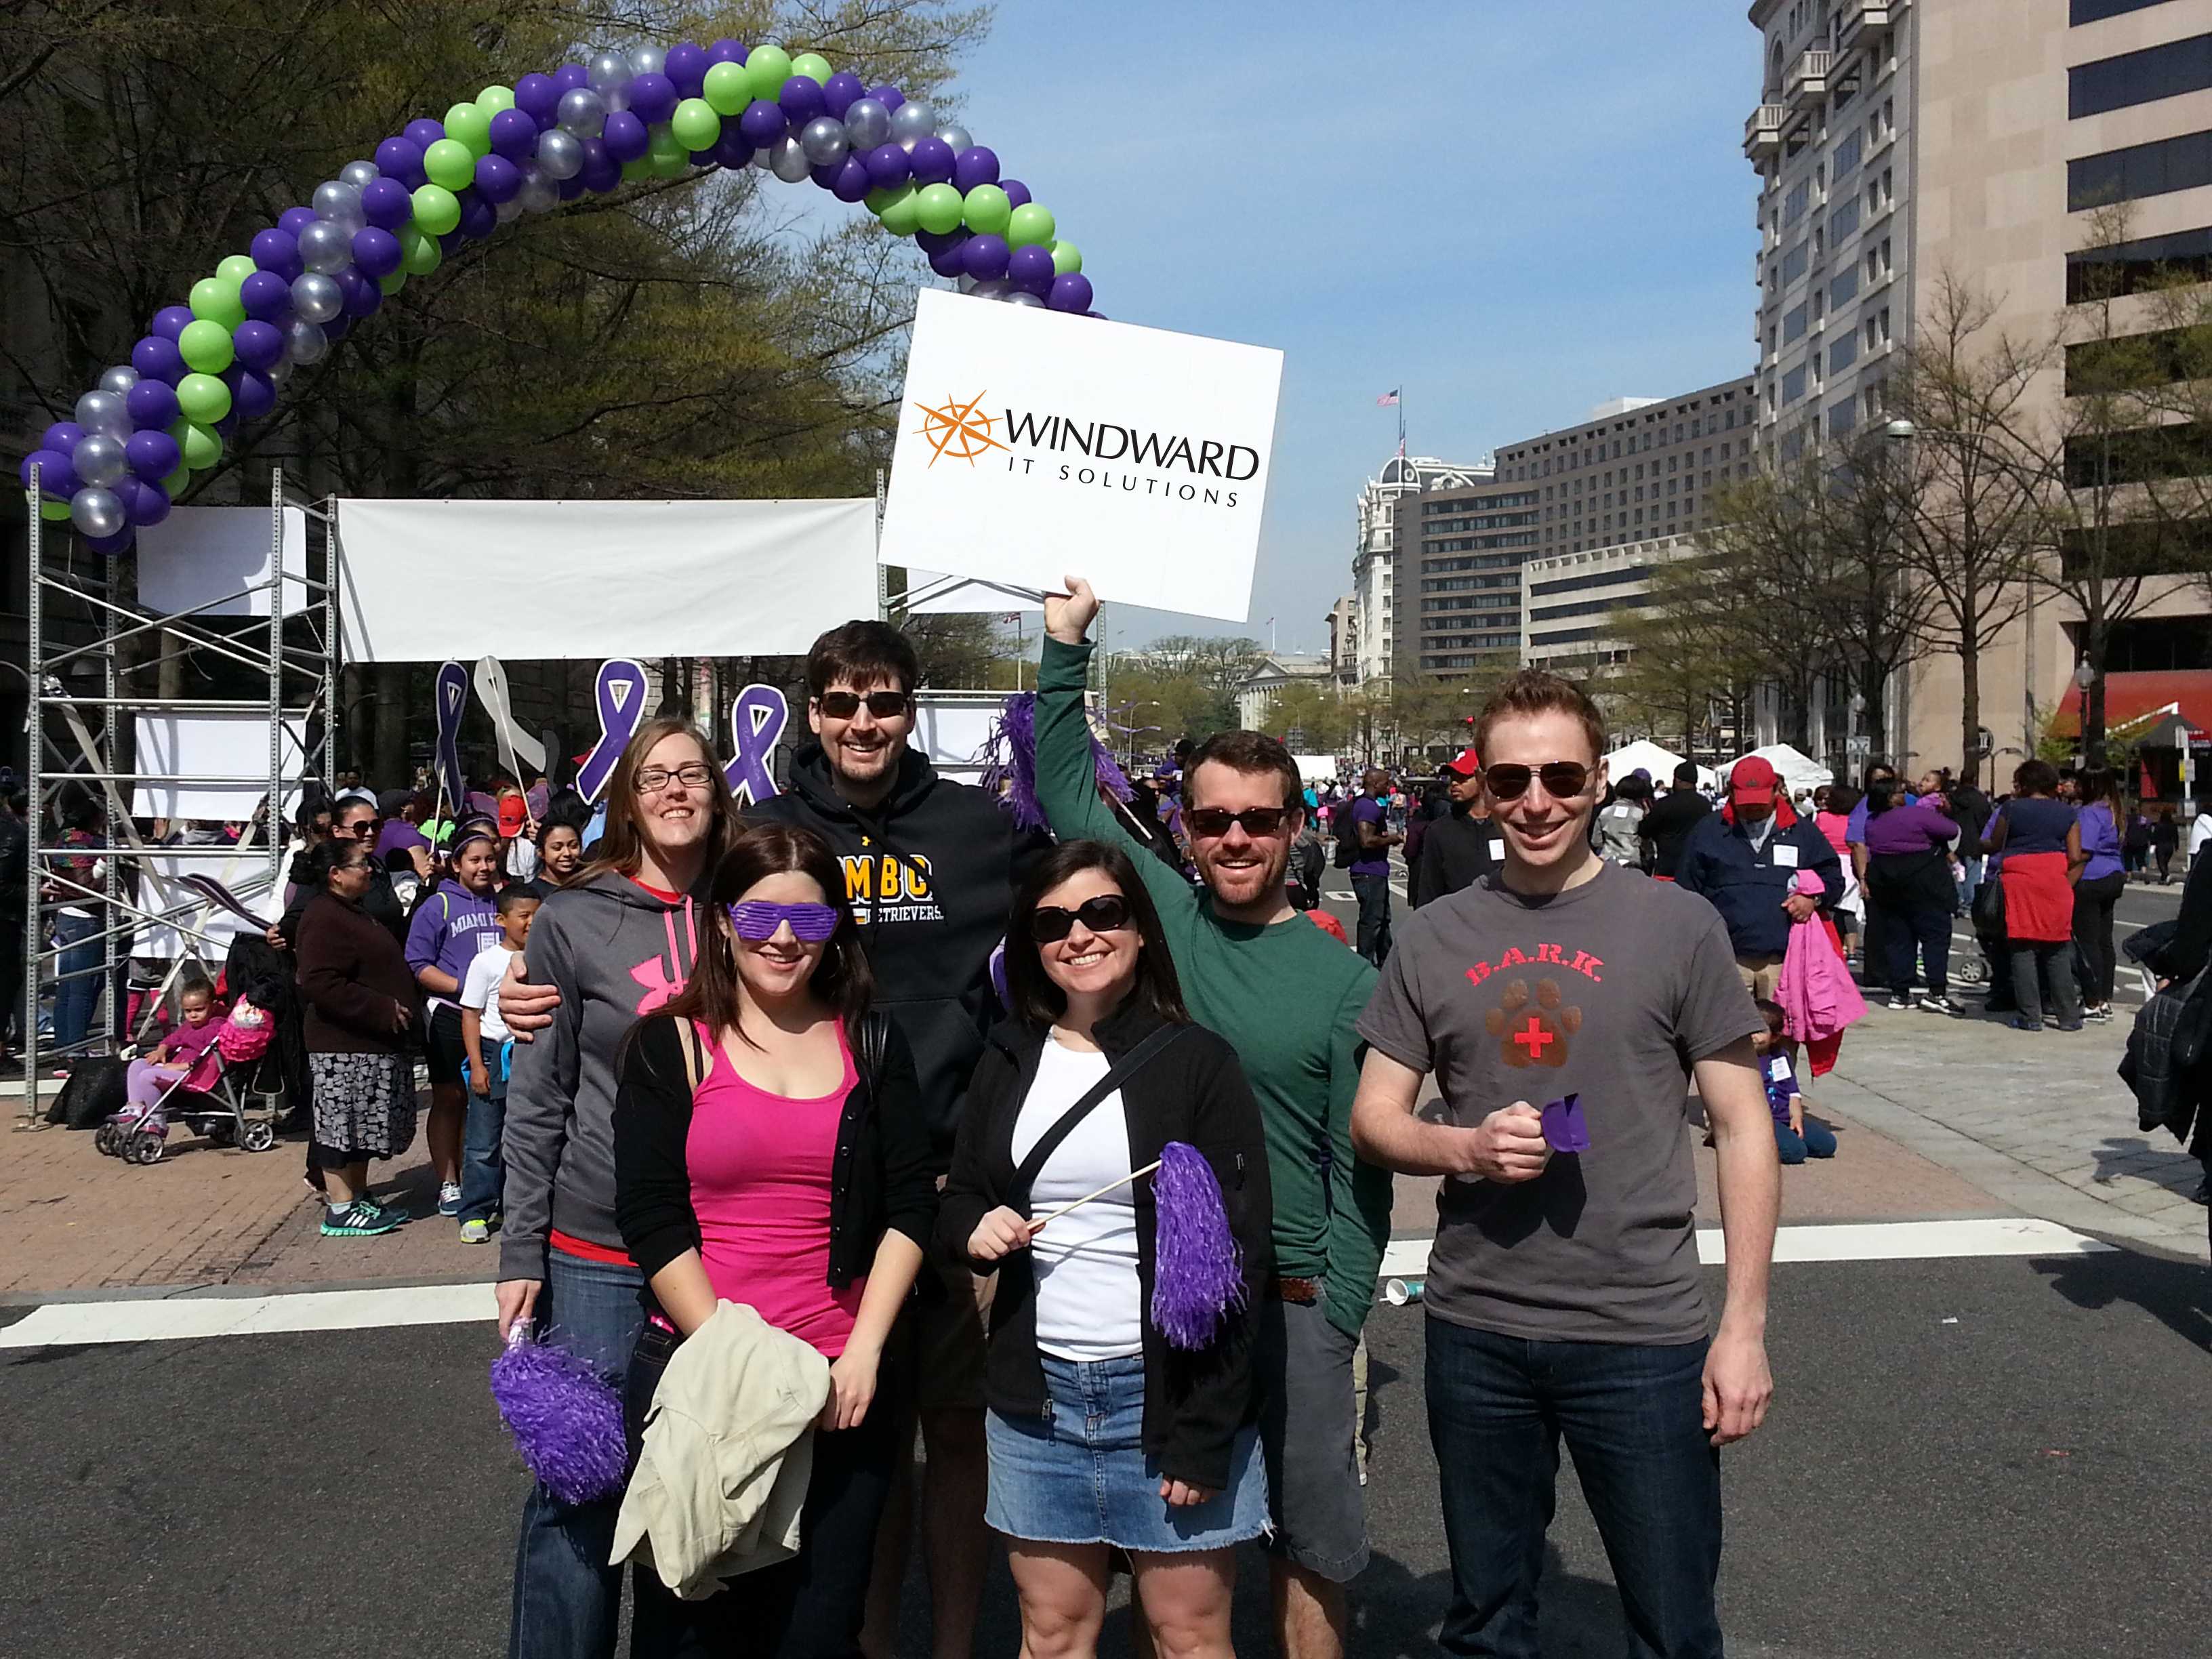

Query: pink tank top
(686, 1020), (865, 1357)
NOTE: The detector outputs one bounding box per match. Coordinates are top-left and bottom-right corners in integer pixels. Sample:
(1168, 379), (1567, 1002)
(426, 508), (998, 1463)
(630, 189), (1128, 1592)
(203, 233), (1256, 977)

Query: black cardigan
(613, 1012), (937, 1292)
(935, 1000), (1273, 1491)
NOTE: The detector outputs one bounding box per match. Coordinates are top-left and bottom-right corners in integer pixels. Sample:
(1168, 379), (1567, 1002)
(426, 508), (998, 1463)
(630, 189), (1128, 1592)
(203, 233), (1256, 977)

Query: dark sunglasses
(727, 901), (842, 942)
(1481, 762), (1593, 802)
(815, 689), (912, 720)
(1028, 893), (1132, 943)
(1184, 806), (1292, 839)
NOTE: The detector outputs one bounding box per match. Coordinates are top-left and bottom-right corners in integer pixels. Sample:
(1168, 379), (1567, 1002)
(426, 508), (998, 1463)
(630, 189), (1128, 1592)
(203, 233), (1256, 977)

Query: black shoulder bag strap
(857, 1009), (890, 1088)
(1008, 1023), (1187, 1215)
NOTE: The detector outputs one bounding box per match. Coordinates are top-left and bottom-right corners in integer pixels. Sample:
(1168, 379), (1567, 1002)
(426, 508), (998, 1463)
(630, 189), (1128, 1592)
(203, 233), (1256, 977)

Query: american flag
(1376, 389), (1400, 407)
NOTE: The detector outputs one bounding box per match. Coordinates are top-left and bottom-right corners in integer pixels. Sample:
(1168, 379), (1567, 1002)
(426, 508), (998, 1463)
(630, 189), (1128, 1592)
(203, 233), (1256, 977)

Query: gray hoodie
(499, 871), (702, 1282)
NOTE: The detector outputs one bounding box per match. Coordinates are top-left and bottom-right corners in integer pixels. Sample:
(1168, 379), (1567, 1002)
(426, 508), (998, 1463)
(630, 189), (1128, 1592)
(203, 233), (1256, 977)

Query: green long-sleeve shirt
(1034, 635), (1391, 1338)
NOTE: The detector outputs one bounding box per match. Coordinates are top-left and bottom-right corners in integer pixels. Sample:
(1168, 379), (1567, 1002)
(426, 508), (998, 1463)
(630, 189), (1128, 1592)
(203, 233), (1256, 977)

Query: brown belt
(1266, 1275), (1319, 1305)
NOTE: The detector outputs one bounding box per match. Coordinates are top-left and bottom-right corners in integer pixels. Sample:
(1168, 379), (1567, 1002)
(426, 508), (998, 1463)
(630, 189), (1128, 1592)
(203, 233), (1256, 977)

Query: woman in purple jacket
(405, 829), (506, 1216)
(1862, 779), (1965, 1015)
(2072, 768), (2127, 1023)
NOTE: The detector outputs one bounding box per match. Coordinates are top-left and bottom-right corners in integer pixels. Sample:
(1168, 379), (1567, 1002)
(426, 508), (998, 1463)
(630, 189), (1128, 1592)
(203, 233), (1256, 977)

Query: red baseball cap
(1442, 747), (1482, 776)
(1729, 756), (1780, 804)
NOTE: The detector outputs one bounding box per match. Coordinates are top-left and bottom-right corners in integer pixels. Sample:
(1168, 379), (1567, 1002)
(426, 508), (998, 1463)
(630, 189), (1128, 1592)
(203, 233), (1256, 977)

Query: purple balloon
(375, 136), (426, 186)
(1048, 273), (1094, 314)
(915, 227), (963, 255)
(665, 43), (707, 98)
(830, 155), (873, 201)
(738, 98), (787, 148)
(279, 205), (319, 237)
(907, 135), (954, 186)
(21, 450), (76, 496)
(627, 72), (677, 126)
(778, 75), (825, 125)
(454, 186), (496, 240)
(438, 230), (464, 255)
(87, 529), (136, 555)
(579, 138), (621, 192)
(131, 336), (184, 384)
(126, 378), (181, 429)
(232, 319), (285, 371)
(926, 238), (970, 279)
(42, 421), (85, 451)
(403, 117), (446, 150)
(554, 62), (589, 92)
(961, 233), (1010, 281)
(515, 72), (560, 121)
(125, 428), (182, 480)
(489, 108), (539, 162)
(119, 476), (170, 528)
(351, 226), (403, 276)
(712, 124), (753, 169)
(952, 146), (1000, 194)
(321, 312), (352, 342)
(822, 71), (865, 118)
(706, 38), (747, 65)
(361, 176), (413, 230)
(864, 142), (911, 190)
(602, 109), (650, 163)
(239, 269), (292, 321)
(251, 227), (300, 272)
(1002, 178), (1032, 209)
(1008, 244), (1055, 294)
(558, 172), (589, 201)
(226, 366), (277, 422)
(870, 84), (905, 112)
(475, 152), (523, 202)
(340, 270), (382, 319)
(151, 305), (195, 341)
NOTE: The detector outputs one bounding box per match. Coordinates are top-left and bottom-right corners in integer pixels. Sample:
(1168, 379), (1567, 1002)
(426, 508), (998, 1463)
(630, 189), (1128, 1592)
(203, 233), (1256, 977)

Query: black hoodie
(748, 742), (1052, 1154)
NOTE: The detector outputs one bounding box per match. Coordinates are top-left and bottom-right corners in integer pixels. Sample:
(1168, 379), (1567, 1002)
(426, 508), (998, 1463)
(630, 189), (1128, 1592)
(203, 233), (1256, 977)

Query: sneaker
(356, 1193), (410, 1226)
(438, 1182), (464, 1217)
(2055, 1020), (2085, 1032)
(1915, 995), (1964, 1017)
(320, 1202), (404, 1238)
(2008, 1018), (2043, 1033)
(2084, 1004), (2113, 1024)
(1885, 996), (1914, 1012)
(459, 1218), (491, 1244)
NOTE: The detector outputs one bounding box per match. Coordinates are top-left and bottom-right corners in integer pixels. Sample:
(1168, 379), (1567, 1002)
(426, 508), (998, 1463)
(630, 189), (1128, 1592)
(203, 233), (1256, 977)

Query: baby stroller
(96, 998), (285, 1165)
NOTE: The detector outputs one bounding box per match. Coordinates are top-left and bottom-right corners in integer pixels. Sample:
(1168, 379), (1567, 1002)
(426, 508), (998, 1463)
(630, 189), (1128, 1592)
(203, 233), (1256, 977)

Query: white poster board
(137, 506), (310, 617)
(132, 856), (279, 960)
(335, 497), (878, 661)
(880, 289), (1282, 622)
(131, 714), (307, 820)
(912, 692), (1008, 784)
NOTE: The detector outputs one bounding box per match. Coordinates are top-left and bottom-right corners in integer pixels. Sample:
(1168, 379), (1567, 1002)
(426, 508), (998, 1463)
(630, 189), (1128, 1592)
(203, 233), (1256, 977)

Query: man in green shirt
(1038, 579), (1392, 1659)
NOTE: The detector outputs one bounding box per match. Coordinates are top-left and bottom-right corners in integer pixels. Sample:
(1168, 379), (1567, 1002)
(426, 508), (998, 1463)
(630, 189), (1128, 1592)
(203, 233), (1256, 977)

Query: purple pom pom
(489, 1326), (629, 1505)
(979, 692), (1131, 834)
(1149, 1141), (1244, 1350)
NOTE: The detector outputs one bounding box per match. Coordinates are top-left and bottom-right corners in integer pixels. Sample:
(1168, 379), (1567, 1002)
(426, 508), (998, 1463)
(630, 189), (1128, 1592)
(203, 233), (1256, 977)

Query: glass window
(1783, 363), (1807, 404)
(2072, 0), (2188, 26)
(2071, 35), (2212, 119)
(1830, 265), (1860, 308)
(1784, 302), (1809, 342)
(2069, 129), (2212, 210)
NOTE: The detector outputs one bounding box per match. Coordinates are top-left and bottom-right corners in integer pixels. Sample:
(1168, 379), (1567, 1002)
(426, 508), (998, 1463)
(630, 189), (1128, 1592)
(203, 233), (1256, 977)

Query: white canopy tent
(1727, 743), (1833, 798)
(1603, 739), (1716, 792)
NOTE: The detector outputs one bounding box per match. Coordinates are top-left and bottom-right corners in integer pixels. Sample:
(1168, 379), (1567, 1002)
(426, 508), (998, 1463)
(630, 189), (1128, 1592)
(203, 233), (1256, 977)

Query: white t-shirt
(1010, 1036), (1143, 1362)
(459, 941), (517, 1043)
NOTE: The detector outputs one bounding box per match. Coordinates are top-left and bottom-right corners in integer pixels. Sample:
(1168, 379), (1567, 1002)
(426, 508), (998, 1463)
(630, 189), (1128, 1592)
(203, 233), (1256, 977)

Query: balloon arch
(18, 38), (1096, 554)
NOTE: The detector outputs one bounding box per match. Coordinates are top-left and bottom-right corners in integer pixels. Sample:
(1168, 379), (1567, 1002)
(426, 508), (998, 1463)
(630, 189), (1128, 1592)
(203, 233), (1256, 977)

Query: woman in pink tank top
(615, 822), (935, 1657)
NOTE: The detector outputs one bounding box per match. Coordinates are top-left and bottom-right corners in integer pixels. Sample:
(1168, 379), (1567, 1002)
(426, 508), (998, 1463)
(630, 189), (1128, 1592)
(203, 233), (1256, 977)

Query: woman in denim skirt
(939, 840), (1273, 1659)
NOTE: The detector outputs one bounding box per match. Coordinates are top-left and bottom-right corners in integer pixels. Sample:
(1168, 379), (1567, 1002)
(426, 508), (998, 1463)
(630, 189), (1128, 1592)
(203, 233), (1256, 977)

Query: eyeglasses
(1183, 806), (1292, 839)
(727, 901), (842, 942)
(815, 690), (912, 720)
(1028, 893), (1131, 943)
(1481, 762), (1593, 802)
(632, 763), (716, 794)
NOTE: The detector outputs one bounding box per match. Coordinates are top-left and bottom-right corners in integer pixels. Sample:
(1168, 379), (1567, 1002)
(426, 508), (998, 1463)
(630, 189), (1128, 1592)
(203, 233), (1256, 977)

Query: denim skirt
(985, 1352), (1268, 1553)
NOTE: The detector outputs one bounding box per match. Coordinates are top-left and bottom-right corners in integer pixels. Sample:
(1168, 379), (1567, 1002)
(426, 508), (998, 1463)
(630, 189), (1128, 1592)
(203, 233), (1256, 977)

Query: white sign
(137, 506), (309, 617)
(880, 289), (1283, 622)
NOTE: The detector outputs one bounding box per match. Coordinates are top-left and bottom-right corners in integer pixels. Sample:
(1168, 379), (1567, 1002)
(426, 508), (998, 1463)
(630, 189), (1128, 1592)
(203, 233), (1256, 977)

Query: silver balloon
(769, 135), (813, 182)
(266, 356), (292, 386)
(74, 389), (130, 436)
(955, 274), (977, 292)
(283, 317), (329, 365)
(70, 486), (126, 539)
(312, 180), (365, 230)
(799, 117), (849, 166)
(587, 50), (631, 108)
(338, 159), (382, 190)
(297, 218), (354, 274)
(888, 99), (936, 148)
(98, 364), (140, 394)
(535, 127), (584, 180)
(626, 44), (665, 77)
(72, 433), (129, 487)
(290, 272), (344, 325)
(1004, 290), (1045, 308)
(752, 147), (775, 169)
(495, 194), (526, 224)
(935, 123), (973, 152)
(842, 98), (889, 150)
(516, 163), (559, 213)
(556, 87), (606, 138)
(968, 279), (1010, 302)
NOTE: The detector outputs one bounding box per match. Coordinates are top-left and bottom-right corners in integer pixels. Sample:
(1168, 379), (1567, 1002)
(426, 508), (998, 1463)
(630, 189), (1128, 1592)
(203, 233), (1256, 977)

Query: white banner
(334, 497), (878, 662)
(880, 290), (1282, 622)
(131, 714), (307, 821)
(137, 506), (310, 617)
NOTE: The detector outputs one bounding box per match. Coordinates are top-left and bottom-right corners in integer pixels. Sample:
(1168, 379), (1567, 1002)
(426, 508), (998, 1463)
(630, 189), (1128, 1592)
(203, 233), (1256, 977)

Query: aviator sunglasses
(1183, 806), (1292, 838)
(815, 689), (913, 720)
(727, 901), (842, 942)
(1480, 762), (1593, 802)
(1027, 893), (1132, 943)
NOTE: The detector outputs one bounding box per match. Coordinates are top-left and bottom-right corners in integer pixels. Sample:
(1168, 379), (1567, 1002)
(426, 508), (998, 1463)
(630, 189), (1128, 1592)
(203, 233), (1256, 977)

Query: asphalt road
(5, 1248), (2205, 1659)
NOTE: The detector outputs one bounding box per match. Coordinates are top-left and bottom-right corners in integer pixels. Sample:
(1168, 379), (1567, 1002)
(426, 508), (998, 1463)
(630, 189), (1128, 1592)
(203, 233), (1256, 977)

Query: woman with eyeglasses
(614, 820), (933, 1656)
(497, 716), (741, 1659)
(938, 840), (1272, 1659)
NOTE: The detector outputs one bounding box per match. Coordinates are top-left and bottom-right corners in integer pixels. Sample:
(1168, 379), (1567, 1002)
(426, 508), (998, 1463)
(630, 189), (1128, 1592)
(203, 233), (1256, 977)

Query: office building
(1347, 453), (1490, 682)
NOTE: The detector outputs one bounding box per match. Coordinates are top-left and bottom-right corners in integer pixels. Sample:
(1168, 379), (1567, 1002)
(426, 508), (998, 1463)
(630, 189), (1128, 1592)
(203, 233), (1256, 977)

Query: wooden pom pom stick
(1033, 1158), (1163, 1229)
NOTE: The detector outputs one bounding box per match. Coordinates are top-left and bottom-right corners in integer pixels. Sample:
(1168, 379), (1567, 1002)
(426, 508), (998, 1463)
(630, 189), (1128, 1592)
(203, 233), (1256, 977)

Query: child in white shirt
(455, 888), (538, 1242)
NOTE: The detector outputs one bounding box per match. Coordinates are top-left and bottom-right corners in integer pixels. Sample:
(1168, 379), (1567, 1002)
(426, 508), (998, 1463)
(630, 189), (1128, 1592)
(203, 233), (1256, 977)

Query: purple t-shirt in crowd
(1350, 796), (1391, 878)
(376, 819), (431, 861)
(1863, 801), (1959, 859)
(405, 883), (504, 1010)
(2077, 801), (2123, 883)
(1761, 1051), (1801, 1126)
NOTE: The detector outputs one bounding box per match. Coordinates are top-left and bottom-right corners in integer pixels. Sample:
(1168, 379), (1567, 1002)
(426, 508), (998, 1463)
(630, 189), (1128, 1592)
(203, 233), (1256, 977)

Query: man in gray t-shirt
(1351, 671), (1778, 1659)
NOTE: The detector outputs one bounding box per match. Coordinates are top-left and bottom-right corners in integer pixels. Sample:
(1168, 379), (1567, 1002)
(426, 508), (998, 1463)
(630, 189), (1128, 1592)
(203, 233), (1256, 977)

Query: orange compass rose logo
(913, 392), (1007, 467)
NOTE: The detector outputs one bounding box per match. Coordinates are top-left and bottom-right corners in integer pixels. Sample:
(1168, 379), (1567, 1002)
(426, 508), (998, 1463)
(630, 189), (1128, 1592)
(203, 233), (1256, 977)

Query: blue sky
(933, 0), (1767, 654)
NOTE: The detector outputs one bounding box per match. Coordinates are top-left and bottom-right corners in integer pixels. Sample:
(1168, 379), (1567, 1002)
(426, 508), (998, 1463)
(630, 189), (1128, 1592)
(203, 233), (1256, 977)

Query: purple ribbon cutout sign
(1540, 1094), (1590, 1155)
(724, 683), (789, 806)
(434, 660), (470, 813)
(577, 659), (650, 803)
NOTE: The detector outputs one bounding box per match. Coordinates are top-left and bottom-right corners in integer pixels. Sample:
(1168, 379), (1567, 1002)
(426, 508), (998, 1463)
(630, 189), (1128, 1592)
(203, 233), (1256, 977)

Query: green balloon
(216, 253), (258, 285)
(671, 98), (720, 152)
(1050, 239), (1082, 276)
(399, 224), (443, 274)
(379, 268), (407, 295)
(745, 44), (792, 102)
(962, 184), (1011, 235)
(1006, 202), (1056, 249)
(188, 275), (247, 328)
(648, 125), (687, 177)
(477, 84), (516, 114)
(422, 138), (476, 190)
(170, 418), (222, 471)
(40, 498), (71, 521)
(915, 182), (964, 235)
(790, 52), (834, 84)
(621, 157), (651, 183)
(411, 184), (461, 236)
(864, 185), (897, 216)
(178, 318), (236, 374)
(175, 371), (232, 426)
(878, 182), (922, 237)
(445, 102), (493, 158)
(703, 61), (750, 116)
(161, 463), (190, 497)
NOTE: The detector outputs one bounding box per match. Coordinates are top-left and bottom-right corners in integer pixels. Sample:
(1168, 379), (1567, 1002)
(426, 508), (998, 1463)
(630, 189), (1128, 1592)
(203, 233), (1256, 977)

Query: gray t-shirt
(1357, 861), (1763, 1345)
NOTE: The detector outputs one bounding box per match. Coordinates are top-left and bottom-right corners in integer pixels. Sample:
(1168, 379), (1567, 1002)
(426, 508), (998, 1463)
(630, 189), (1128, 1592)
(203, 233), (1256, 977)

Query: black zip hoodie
(747, 742), (1052, 1154)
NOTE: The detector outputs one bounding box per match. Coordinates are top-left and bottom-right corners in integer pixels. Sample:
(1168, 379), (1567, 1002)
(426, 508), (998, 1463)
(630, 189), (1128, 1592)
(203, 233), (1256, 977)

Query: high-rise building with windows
(1347, 453), (1489, 683)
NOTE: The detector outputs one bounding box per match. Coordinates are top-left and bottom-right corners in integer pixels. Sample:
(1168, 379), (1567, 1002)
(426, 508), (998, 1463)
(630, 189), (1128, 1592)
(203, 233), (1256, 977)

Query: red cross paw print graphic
(1483, 979), (1581, 1069)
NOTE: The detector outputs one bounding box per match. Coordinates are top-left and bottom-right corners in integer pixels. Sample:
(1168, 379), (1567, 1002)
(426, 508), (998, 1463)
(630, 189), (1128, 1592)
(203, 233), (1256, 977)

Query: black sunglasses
(815, 689), (912, 720)
(1481, 762), (1593, 802)
(1184, 806), (1292, 839)
(1028, 893), (1132, 943)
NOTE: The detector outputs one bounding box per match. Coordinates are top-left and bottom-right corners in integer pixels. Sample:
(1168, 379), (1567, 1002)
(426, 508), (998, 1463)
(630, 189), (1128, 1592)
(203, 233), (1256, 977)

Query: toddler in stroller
(97, 981), (277, 1163)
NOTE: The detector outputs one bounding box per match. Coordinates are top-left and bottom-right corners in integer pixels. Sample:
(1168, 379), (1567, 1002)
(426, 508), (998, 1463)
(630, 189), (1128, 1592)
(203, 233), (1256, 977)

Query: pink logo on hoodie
(630, 899), (696, 1014)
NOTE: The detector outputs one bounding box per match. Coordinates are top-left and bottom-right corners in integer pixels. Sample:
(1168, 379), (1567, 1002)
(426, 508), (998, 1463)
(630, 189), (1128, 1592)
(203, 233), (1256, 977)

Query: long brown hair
(659, 822), (874, 1048)
(574, 716), (739, 888)
(1004, 840), (1187, 1029)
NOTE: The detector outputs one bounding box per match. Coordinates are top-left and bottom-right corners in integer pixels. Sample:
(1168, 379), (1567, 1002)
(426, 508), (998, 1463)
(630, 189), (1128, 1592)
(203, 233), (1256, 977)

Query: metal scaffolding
(20, 465), (336, 1125)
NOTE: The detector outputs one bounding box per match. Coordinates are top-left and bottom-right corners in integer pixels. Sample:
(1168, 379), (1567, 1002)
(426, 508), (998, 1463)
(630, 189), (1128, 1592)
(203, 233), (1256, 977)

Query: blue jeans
(52, 912), (102, 1057)
(1773, 1115), (1837, 1164)
(1351, 870), (1393, 966)
(460, 1042), (510, 1225)
(1425, 1319), (1722, 1659)
(508, 1248), (646, 1659)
